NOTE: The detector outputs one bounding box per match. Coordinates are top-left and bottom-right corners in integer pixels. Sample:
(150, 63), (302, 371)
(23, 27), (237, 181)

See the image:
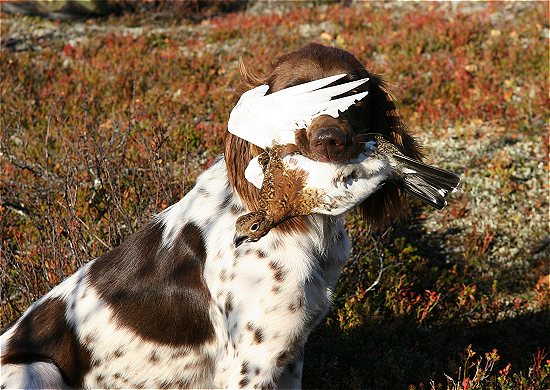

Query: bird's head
(234, 211), (273, 247)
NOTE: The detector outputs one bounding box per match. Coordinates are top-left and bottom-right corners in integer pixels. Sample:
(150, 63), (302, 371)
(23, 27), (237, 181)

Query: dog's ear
(224, 130), (263, 212)
(357, 72), (423, 229)
(225, 58), (265, 212)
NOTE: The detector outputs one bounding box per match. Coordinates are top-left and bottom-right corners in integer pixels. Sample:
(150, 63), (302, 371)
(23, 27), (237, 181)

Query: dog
(1, 43), (421, 389)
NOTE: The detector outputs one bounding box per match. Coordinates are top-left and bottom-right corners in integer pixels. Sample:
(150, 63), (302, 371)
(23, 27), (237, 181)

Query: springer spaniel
(0, 43), (421, 389)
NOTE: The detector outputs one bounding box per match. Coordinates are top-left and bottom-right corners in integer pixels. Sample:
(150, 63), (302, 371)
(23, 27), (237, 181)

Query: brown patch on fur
(113, 348), (124, 358)
(268, 261), (286, 283)
(276, 336), (302, 368)
(225, 293), (234, 315)
(253, 328), (264, 344)
(241, 361), (250, 375)
(2, 298), (92, 387)
(288, 297), (304, 313)
(149, 351), (160, 363)
(83, 334), (95, 345)
(89, 221), (215, 347)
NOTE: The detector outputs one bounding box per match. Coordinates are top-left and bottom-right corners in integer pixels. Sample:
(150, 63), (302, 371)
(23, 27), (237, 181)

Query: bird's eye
(250, 223), (259, 232)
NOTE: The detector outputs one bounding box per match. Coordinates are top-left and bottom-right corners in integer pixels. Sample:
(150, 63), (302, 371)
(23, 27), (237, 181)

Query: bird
(227, 73), (369, 148)
(235, 134), (460, 246)
(234, 141), (400, 247)
(338, 133), (461, 210)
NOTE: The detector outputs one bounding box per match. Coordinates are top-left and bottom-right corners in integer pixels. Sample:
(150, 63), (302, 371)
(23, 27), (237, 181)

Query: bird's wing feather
(227, 74), (369, 148)
(268, 73), (347, 97)
(311, 91), (369, 120)
(244, 155), (264, 189)
(392, 154), (461, 192)
(298, 77), (369, 102)
(394, 175), (448, 210)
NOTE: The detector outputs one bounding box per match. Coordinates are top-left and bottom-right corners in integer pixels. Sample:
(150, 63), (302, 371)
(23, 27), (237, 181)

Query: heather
(1, 2), (548, 388)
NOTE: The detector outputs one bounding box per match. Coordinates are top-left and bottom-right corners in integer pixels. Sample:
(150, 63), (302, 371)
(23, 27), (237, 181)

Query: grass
(1, 2), (548, 389)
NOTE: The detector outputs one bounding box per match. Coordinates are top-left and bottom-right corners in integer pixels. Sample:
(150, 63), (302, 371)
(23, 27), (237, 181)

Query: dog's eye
(250, 223), (259, 232)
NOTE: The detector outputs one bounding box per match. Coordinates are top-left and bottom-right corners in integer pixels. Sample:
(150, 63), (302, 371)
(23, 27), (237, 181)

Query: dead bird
(233, 141), (394, 247)
(339, 133), (461, 210)
(234, 135), (460, 247)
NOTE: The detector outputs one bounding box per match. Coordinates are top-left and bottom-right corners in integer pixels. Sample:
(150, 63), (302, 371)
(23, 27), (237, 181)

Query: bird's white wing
(244, 155), (264, 189)
(314, 158), (391, 215)
(267, 73), (346, 97)
(227, 85), (273, 148)
(228, 74), (369, 148)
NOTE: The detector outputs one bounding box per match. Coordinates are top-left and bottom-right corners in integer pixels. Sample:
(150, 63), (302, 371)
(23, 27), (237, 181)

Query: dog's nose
(310, 128), (350, 162)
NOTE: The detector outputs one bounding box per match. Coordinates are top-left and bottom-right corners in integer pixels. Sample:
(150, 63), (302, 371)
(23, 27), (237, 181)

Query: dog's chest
(202, 212), (349, 386)
(205, 229), (315, 332)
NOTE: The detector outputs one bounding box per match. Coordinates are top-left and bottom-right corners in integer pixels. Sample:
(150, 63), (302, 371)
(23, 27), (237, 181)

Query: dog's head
(225, 43), (423, 230)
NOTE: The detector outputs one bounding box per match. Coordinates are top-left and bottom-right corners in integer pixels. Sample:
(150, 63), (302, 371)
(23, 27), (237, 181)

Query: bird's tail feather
(393, 155), (460, 191)
(392, 154), (461, 210)
(395, 175), (447, 210)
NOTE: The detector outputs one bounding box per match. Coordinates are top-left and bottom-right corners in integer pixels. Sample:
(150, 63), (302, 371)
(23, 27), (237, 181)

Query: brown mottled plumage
(233, 146), (325, 247)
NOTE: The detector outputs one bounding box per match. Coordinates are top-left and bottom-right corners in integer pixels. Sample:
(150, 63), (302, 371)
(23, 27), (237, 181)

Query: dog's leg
(1, 362), (70, 389)
(273, 343), (305, 389)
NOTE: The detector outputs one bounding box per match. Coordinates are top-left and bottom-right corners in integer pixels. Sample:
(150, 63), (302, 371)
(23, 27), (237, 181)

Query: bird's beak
(233, 234), (248, 248)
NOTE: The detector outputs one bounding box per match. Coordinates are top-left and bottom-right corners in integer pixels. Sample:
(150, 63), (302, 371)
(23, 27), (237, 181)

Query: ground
(1, 2), (548, 389)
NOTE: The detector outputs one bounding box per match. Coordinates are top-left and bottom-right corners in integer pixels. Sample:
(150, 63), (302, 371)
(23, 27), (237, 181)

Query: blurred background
(1, 1), (548, 388)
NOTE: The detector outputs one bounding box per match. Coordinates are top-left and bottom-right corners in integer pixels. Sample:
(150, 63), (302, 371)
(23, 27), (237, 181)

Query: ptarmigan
(233, 134), (460, 247)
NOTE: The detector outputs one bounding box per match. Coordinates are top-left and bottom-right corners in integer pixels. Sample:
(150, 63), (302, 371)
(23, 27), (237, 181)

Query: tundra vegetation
(1, 2), (548, 389)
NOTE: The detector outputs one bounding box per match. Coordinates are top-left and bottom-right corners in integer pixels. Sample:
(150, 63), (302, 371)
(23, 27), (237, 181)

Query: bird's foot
(333, 166), (359, 188)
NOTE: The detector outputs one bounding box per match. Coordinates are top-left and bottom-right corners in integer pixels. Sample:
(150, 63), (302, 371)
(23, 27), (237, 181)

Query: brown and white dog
(1, 43), (421, 389)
